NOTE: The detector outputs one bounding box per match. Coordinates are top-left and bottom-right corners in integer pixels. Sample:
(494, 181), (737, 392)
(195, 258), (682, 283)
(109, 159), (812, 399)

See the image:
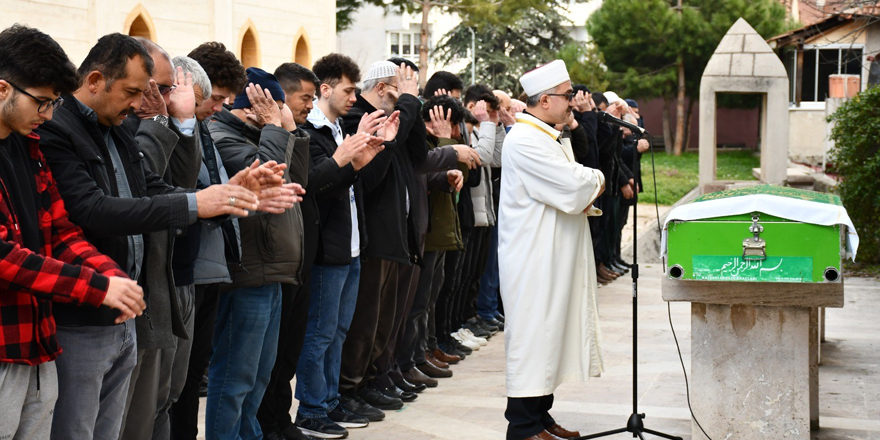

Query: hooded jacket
(209, 108), (309, 288)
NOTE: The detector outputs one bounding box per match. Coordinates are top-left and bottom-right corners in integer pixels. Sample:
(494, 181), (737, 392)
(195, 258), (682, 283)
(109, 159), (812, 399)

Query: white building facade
(1, 0), (337, 70)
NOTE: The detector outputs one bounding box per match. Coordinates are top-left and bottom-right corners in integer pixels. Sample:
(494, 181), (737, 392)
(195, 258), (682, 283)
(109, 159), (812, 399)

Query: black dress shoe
(338, 394), (385, 422)
(495, 313), (505, 323)
(449, 338), (473, 355)
(357, 386), (403, 410)
(483, 317), (503, 329)
(464, 320), (491, 338)
(616, 258), (633, 268)
(475, 316), (500, 334)
(393, 376), (427, 393)
(378, 384), (417, 402)
(265, 431), (287, 440)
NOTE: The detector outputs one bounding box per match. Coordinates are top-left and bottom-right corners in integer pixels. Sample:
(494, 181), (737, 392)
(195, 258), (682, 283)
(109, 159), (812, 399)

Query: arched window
(124, 5), (157, 41)
(293, 28), (311, 67)
(239, 21), (260, 69)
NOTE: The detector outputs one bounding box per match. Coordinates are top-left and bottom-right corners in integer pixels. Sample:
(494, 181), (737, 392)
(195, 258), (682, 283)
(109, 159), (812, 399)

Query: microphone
(597, 111), (646, 135)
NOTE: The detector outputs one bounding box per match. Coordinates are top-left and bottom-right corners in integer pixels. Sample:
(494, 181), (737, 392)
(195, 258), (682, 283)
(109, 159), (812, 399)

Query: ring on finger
(229, 196), (236, 207)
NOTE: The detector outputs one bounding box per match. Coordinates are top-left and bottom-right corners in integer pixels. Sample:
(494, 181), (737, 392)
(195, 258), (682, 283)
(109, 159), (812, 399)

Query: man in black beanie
(205, 67), (309, 439)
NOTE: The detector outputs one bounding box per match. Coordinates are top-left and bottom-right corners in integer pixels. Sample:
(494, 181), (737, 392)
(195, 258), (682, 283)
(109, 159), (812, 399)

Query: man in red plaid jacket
(0, 25), (146, 439)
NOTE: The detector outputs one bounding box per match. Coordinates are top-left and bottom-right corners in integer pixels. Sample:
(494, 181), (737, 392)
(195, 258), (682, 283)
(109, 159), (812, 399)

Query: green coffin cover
(662, 185), (857, 283)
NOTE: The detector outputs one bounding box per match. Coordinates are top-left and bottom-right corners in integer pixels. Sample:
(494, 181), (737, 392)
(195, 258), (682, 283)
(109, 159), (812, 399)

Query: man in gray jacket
(118, 38), (203, 440)
(207, 68), (309, 440)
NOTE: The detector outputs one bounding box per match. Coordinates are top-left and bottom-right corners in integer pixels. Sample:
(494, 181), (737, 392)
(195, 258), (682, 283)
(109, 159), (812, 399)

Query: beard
(1, 94), (38, 135)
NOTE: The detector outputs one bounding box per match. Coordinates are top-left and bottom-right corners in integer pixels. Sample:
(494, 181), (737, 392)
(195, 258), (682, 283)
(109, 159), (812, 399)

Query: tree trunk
(672, 0), (685, 156)
(419, 0), (431, 89)
(683, 97), (696, 152)
(673, 58), (686, 156)
(662, 98), (674, 155)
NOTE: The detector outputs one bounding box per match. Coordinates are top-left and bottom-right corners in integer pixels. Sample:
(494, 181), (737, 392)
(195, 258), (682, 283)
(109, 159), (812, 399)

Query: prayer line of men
(0, 24), (645, 440)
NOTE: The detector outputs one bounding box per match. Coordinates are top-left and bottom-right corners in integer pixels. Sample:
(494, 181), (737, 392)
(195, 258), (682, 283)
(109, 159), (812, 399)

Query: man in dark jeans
(257, 62), (322, 440)
(0, 24), (145, 440)
(295, 53), (392, 440)
(37, 33), (269, 440)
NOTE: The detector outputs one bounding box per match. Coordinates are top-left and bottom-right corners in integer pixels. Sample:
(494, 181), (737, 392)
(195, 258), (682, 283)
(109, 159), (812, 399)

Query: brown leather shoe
(599, 263), (619, 279)
(520, 430), (565, 440)
(546, 423), (581, 439)
(426, 352), (449, 369)
(403, 366), (439, 387)
(432, 348), (461, 365)
(416, 360), (453, 378)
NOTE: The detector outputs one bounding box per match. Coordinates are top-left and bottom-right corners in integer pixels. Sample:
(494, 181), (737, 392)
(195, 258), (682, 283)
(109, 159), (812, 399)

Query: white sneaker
(460, 328), (488, 346)
(451, 332), (480, 350)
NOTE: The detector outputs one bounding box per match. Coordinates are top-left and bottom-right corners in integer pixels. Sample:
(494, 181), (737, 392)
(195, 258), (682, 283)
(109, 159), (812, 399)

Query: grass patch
(640, 151), (760, 205)
(844, 261), (880, 278)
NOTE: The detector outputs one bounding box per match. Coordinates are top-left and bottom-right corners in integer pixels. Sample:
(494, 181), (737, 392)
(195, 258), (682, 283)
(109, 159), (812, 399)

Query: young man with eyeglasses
(0, 24), (147, 440)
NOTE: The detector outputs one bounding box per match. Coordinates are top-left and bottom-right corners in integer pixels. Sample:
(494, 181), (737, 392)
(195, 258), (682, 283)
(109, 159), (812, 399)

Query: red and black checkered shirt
(0, 133), (127, 365)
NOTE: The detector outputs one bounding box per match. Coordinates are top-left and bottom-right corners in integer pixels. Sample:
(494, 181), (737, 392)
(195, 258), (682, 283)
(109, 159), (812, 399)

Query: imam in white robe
(498, 112), (605, 398)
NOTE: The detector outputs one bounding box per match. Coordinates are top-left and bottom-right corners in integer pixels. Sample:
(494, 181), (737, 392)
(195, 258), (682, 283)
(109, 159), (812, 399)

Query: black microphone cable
(644, 134), (714, 440)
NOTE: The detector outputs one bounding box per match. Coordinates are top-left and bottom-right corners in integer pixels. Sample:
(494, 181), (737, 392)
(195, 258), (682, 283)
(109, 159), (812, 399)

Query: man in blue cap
(624, 98), (644, 128)
(206, 67), (310, 439)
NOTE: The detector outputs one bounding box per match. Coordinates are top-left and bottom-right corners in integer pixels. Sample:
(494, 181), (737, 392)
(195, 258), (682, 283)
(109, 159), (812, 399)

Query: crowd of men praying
(0, 24), (646, 440)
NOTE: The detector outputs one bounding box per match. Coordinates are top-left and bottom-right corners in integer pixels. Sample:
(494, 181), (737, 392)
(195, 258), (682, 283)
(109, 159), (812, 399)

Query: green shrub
(828, 87), (880, 264)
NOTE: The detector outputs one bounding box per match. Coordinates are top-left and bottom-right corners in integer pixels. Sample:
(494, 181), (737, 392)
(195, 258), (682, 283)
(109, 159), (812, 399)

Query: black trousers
(339, 258), (398, 394)
(170, 283), (219, 440)
(257, 281), (311, 433)
(397, 250), (443, 371)
(452, 227), (483, 328)
(373, 261), (419, 388)
(505, 394), (557, 440)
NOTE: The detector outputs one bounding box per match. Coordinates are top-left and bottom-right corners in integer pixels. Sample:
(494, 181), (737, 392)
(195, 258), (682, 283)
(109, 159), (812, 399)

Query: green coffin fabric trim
(692, 184), (842, 206)
(691, 255), (813, 282)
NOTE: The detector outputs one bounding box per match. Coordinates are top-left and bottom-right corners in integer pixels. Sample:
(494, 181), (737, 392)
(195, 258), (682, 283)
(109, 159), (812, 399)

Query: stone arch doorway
(124, 5), (157, 41)
(699, 18), (789, 191)
(293, 28), (311, 67)
(238, 20), (260, 69)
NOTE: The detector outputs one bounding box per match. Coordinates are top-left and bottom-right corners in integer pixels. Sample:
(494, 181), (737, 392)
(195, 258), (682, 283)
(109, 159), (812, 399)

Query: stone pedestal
(663, 278), (842, 440)
(690, 304), (810, 440)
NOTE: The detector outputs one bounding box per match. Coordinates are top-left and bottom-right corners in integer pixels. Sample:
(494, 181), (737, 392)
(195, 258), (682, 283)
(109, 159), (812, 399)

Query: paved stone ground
(194, 201), (876, 439)
(196, 262), (880, 439)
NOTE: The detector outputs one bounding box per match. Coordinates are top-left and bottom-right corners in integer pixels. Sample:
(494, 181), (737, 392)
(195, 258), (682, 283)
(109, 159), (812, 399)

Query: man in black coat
(36, 34), (274, 440)
(294, 54), (392, 440)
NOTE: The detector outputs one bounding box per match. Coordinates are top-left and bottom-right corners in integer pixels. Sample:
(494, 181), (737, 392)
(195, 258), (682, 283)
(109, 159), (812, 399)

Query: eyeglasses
(5, 80), (64, 113)
(157, 84), (177, 96)
(545, 91), (575, 101)
(381, 83), (398, 90)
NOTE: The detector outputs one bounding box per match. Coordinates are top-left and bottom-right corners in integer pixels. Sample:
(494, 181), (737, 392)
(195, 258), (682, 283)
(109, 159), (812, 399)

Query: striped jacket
(0, 133), (126, 365)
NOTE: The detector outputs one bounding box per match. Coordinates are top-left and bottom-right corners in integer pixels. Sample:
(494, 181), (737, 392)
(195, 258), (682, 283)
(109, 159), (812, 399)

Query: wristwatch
(152, 114), (169, 127)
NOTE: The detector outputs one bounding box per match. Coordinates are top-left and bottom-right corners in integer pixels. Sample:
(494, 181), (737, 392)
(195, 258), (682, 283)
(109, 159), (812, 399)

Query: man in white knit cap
(499, 60), (606, 440)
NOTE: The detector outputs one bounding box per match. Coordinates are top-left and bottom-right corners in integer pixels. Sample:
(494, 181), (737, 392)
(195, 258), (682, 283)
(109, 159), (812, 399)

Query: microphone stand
(575, 129), (682, 440)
